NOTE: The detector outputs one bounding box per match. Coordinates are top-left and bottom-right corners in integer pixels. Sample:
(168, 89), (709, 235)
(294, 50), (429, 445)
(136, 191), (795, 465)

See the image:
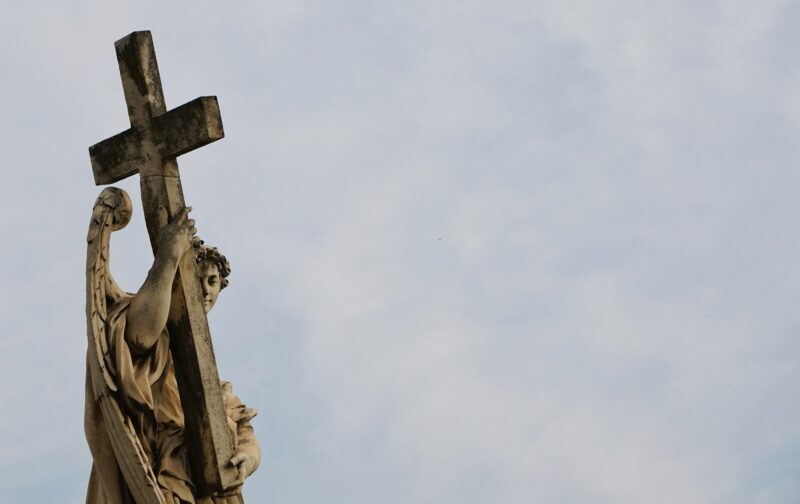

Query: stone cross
(88, 31), (236, 496)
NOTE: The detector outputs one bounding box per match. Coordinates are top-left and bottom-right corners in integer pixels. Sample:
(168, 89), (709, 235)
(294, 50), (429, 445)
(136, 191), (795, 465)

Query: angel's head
(193, 239), (231, 314)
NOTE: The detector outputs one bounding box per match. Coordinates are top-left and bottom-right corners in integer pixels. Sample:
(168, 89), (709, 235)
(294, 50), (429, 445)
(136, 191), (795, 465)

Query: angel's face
(199, 261), (222, 313)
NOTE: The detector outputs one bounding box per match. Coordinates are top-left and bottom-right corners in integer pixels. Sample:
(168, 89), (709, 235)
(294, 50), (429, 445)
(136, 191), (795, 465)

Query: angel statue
(84, 187), (261, 504)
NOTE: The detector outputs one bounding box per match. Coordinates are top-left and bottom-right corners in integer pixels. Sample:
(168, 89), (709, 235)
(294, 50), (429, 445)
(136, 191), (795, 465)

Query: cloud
(1, 1), (799, 502)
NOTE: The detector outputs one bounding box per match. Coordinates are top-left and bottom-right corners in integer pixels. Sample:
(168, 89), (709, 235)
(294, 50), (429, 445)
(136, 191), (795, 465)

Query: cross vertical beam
(88, 31), (236, 496)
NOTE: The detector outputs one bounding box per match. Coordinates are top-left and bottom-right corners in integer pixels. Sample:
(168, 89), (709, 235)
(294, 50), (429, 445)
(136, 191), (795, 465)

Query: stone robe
(85, 296), (260, 504)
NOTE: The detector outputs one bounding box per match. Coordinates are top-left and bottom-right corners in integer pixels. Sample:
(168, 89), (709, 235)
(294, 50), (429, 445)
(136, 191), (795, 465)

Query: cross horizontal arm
(158, 96), (224, 161)
(89, 96), (224, 185)
(88, 128), (143, 186)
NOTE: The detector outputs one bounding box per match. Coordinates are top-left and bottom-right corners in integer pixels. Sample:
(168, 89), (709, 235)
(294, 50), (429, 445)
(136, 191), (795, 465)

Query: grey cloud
(1, 1), (799, 502)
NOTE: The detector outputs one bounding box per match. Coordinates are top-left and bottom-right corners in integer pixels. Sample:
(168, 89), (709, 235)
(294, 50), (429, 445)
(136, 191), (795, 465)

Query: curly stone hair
(193, 239), (231, 290)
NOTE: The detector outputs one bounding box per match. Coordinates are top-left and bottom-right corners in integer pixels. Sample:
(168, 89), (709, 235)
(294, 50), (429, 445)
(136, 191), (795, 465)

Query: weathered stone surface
(87, 30), (237, 496)
(90, 96), (224, 185)
(84, 186), (261, 503)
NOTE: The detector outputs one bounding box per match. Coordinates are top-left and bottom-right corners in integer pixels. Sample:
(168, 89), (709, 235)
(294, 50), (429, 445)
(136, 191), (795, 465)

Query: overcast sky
(1, 1), (799, 502)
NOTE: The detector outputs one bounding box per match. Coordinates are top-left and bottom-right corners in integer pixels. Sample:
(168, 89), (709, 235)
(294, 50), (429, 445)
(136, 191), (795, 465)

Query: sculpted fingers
(234, 464), (247, 487)
(176, 206), (197, 244)
(231, 453), (249, 485)
(180, 206), (199, 238)
(215, 455), (247, 496)
(175, 205), (192, 223)
(155, 206), (198, 260)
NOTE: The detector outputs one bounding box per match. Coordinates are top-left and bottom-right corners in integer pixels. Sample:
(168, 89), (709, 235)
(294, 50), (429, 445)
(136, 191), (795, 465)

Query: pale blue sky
(1, 1), (799, 502)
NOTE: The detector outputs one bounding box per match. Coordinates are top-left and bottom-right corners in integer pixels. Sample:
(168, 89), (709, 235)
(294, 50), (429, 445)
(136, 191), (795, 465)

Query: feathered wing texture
(86, 187), (166, 504)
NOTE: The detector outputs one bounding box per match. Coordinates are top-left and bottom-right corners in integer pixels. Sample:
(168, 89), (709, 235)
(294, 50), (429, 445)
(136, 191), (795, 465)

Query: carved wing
(86, 187), (166, 504)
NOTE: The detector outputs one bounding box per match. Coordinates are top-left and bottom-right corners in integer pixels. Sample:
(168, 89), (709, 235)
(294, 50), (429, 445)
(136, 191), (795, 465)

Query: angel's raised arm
(125, 206), (197, 353)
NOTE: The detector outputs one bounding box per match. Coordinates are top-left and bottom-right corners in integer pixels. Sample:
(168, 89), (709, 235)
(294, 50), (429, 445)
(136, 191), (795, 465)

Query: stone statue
(84, 31), (261, 503)
(84, 187), (261, 503)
